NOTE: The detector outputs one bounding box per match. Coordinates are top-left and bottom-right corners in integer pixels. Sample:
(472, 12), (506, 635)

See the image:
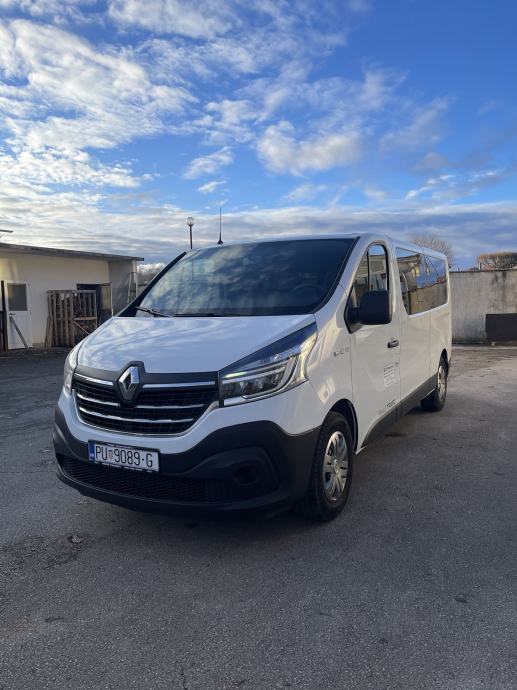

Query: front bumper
(54, 407), (319, 516)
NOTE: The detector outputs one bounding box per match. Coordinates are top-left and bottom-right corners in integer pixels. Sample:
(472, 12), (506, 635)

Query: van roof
(203, 233), (448, 261)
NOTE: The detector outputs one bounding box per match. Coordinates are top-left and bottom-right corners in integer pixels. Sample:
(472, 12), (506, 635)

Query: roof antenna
(217, 207), (223, 245)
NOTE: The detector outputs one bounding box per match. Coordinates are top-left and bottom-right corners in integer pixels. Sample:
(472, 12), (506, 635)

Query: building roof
(0, 241), (143, 262)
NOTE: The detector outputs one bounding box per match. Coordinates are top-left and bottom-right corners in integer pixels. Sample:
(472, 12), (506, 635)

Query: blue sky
(0, 0), (516, 267)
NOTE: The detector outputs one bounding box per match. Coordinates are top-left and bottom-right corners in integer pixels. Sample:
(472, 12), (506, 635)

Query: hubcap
(437, 363), (447, 402)
(322, 431), (349, 502)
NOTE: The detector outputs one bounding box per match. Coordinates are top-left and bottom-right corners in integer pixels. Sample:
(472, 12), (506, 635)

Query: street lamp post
(217, 207), (223, 245)
(186, 216), (194, 249)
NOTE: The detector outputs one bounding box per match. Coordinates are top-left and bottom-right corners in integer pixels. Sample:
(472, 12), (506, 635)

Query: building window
(7, 283), (28, 311)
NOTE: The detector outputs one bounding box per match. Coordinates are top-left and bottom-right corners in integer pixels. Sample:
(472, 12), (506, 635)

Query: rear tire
(294, 412), (354, 522)
(421, 357), (448, 412)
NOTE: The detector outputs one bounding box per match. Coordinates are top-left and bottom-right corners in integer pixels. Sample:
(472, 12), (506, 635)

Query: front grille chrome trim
(78, 406), (195, 425)
(73, 373), (219, 436)
(75, 392), (120, 408)
(74, 391), (204, 412)
(137, 403), (205, 410)
(74, 373), (114, 387)
(143, 381), (216, 389)
(74, 399), (219, 437)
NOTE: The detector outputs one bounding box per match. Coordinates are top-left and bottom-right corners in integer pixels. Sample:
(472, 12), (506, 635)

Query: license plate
(88, 441), (159, 472)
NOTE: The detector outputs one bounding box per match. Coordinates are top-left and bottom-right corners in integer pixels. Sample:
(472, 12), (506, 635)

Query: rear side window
(396, 248), (448, 314)
(396, 249), (428, 314)
(427, 256), (448, 308)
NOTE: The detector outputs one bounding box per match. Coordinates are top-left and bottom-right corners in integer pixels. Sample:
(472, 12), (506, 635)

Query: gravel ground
(0, 346), (516, 689)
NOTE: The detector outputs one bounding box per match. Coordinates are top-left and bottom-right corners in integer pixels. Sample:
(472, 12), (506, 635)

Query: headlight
(63, 343), (81, 394)
(219, 322), (317, 406)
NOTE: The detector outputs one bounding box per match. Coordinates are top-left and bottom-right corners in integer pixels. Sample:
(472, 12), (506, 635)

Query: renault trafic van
(54, 234), (451, 521)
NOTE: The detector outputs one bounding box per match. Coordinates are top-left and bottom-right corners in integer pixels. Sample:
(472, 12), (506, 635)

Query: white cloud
(406, 168), (511, 203)
(0, 0), (96, 24)
(0, 148), (138, 188)
(478, 99), (498, 116)
(381, 98), (450, 151)
(258, 121), (362, 175)
(3, 181), (517, 268)
(108, 0), (237, 39)
(197, 180), (225, 194)
(348, 0), (371, 12)
(183, 147), (234, 179)
(285, 183), (328, 202)
(0, 20), (192, 152)
(199, 99), (256, 144)
(119, 0), (349, 97)
(356, 68), (405, 111)
(416, 151), (450, 170)
(406, 174), (456, 200)
(0, 18), (195, 191)
(1, 0), (507, 271)
(363, 186), (388, 202)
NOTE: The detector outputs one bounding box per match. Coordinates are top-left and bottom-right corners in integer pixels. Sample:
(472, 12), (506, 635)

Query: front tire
(295, 412), (354, 522)
(421, 357), (448, 412)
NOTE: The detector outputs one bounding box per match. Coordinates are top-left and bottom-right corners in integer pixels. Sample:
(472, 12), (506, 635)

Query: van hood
(78, 314), (315, 374)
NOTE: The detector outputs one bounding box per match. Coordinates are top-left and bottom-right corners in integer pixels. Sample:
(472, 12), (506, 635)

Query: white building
(0, 242), (142, 350)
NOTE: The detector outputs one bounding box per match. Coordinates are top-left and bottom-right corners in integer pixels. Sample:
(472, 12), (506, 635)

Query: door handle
(387, 338), (399, 348)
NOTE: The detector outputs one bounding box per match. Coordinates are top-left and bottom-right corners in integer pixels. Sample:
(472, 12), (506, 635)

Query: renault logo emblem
(118, 365), (140, 402)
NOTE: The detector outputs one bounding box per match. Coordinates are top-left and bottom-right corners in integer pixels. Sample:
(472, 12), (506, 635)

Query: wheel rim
(322, 431), (349, 502)
(437, 362), (447, 402)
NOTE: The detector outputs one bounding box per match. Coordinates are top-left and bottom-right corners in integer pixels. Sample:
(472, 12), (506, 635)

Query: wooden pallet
(47, 290), (98, 347)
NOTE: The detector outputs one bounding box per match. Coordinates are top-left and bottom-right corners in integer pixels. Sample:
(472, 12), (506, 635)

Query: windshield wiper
(135, 306), (171, 318)
(173, 312), (221, 317)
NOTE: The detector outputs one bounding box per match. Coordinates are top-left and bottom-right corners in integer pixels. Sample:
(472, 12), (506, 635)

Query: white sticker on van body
(383, 363), (395, 387)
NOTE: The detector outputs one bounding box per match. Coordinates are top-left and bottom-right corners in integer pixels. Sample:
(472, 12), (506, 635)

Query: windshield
(137, 238), (355, 317)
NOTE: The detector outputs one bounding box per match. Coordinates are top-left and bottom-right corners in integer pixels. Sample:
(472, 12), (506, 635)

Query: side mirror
(358, 290), (391, 325)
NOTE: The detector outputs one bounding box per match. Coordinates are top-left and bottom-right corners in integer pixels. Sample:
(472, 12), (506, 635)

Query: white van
(54, 234), (451, 521)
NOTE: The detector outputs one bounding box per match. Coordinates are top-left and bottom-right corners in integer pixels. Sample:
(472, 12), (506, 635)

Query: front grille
(61, 457), (240, 504)
(74, 378), (218, 435)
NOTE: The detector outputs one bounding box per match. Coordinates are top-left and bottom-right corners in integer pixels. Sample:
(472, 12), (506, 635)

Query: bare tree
(137, 262), (165, 286)
(477, 251), (517, 270)
(409, 232), (455, 267)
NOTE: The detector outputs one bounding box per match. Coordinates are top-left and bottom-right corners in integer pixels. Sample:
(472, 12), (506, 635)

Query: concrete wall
(109, 260), (137, 313)
(0, 252), (110, 346)
(450, 270), (517, 342)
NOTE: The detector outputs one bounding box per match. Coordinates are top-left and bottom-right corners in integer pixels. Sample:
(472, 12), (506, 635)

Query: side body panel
(339, 237), (401, 449)
(428, 269), (452, 372)
(399, 309), (430, 402)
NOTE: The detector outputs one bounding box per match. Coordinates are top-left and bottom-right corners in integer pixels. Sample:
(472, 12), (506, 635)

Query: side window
(427, 256), (448, 308)
(348, 252), (369, 312)
(396, 248), (430, 315)
(347, 244), (389, 330)
(368, 244), (389, 291)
